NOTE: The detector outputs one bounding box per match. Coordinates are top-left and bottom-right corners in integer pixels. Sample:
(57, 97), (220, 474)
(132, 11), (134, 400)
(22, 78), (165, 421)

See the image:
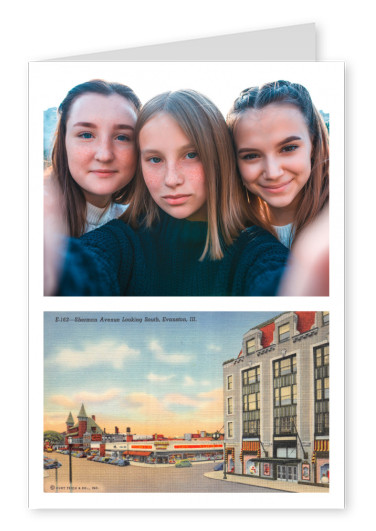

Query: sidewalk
(204, 471), (329, 493)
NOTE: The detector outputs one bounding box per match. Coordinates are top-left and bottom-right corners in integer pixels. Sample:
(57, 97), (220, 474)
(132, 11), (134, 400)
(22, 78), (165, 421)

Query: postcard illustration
(43, 311), (331, 496)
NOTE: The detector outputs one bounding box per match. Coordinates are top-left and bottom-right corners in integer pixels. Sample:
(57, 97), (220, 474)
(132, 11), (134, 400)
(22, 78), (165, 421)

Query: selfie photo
(30, 61), (342, 297)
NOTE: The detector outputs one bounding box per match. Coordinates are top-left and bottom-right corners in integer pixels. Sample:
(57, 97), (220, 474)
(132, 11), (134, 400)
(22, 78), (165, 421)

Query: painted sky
(44, 311), (279, 437)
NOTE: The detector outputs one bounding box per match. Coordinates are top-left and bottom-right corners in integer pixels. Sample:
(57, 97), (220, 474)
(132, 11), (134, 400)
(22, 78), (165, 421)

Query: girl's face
(139, 112), (207, 221)
(234, 103), (312, 225)
(65, 93), (138, 208)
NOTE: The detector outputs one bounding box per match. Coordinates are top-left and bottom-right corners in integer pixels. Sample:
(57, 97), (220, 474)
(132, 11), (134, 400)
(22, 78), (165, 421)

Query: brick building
(65, 404), (103, 449)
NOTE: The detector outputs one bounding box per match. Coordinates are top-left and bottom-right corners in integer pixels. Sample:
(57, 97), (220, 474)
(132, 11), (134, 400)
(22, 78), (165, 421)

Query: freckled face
(139, 112), (207, 221)
(234, 103), (312, 225)
(65, 93), (138, 208)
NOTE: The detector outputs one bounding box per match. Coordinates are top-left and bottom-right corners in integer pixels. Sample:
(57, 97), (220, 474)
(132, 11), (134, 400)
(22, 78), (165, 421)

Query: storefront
(313, 439), (329, 484)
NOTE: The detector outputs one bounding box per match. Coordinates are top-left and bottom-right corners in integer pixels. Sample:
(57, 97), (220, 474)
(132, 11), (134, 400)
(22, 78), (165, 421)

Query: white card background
(29, 59), (344, 510)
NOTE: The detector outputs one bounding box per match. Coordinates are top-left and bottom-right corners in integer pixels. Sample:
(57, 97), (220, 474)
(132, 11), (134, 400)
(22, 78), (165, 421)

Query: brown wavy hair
(227, 80), (329, 245)
(122, 89), (253, 260)
(50, 79), (141, 237)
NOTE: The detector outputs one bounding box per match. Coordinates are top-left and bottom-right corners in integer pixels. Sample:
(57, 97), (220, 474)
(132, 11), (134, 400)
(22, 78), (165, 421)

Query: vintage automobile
(43, 457), (62, 470)
(175, 459), (192, 468)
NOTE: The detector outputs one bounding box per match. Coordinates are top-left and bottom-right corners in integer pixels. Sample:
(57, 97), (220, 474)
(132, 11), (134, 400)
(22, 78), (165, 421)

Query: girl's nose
(264, 157), (284, 180)
(164, 162), (184, 187)
(95, 138), (114, 162)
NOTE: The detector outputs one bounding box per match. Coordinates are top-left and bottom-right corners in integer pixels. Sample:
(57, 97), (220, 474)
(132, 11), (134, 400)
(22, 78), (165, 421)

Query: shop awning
(123, 451), (152, 457)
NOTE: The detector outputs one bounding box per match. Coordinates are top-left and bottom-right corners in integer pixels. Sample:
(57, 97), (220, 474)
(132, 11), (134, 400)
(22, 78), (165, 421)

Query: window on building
(323, 311), (329, 325)
(228, 422), (233, 438)
(227, 374), (233, 390)
(314, 344), (329, 435)
(246, 338), (256, 355)
(279, 323), (290, 342)
(242, 366), (260, 438)
(273, 355), (297, 436)
(227, 397), (233, 415)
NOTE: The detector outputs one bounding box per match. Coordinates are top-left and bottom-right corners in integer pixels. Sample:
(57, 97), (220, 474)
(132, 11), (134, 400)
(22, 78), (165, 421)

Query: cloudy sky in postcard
(44, 311), (279, 436)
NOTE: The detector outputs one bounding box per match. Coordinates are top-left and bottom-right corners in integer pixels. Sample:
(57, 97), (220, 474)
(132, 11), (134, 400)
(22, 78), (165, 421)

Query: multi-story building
(223, 311), (329, 486)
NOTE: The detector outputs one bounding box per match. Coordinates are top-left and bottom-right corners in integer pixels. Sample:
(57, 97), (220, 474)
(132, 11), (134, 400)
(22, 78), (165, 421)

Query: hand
(278, 206), (329, 296)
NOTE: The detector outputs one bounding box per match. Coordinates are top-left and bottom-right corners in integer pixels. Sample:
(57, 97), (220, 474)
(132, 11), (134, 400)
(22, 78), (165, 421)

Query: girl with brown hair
(49, 89), (288, 296)
(227, 80), (329, 249)
(49, 79), (141, 237)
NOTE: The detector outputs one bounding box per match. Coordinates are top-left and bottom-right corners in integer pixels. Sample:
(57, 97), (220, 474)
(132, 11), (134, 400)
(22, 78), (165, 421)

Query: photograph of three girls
(44, 78), (329, 296)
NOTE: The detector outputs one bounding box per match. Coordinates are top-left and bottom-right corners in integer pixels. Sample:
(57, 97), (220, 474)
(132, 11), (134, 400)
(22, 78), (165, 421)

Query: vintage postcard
(32, 310), (343, 509)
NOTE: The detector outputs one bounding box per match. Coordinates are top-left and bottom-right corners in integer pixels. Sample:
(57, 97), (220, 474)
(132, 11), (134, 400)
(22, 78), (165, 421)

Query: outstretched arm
(278, 207), (329, 296)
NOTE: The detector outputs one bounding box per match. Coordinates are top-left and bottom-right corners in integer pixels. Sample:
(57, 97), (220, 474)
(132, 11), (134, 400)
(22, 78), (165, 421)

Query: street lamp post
(68, 437), (73, 493)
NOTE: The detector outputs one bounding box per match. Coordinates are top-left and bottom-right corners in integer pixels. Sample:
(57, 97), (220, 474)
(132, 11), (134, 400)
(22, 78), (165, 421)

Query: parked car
(116, 459), (130, 467)
(175, 459), (192, 468)
(213, 462), (223, 471)
(43, 458), (62, 470)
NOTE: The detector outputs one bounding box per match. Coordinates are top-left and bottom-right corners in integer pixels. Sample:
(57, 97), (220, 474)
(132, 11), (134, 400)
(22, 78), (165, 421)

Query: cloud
(75, 389), (122, 403)
(163, 393), (201, 408)
(50, 395), (76, 408)
(207, 344), (221, 352)
(126, 392), (170, 419)
(49, 389), (123, 410)
(53, 340), (140, 369)
(147, 373), (174, 382)
(149, 340), (192, 364)
(182, 377), (210, 387)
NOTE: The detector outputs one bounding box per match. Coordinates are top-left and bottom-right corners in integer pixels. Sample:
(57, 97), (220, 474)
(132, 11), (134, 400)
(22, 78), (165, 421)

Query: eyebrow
(237, 135), (302, 154)
(72, 121), (134, 130)
(276, 135), (302, 147)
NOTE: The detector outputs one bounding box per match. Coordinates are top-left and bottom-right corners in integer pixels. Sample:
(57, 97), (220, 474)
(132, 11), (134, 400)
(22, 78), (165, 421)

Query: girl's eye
(116, 134), (131, 142)
(149, 156), (162, 164)
(282, 144), (298, 153)
(242, 153), (260, 161)
(186, 152), (198, 160)
(79, 132), (93, 139)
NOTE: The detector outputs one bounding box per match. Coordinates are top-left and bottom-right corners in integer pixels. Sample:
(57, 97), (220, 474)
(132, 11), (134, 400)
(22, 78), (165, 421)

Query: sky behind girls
(44, 311), (280, 437)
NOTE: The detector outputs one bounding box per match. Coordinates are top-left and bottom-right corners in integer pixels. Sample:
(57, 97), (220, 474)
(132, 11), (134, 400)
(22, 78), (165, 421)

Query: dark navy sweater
(58, 212), (289, 296)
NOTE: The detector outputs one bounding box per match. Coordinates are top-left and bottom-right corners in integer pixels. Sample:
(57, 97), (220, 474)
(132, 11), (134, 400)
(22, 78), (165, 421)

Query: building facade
(64, 404), (104, 451)
(223, 311), (329, 485)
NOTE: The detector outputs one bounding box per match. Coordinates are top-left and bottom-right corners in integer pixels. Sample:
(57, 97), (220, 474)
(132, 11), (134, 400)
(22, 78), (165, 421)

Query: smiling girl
(227, 80), (329, 248)
(49, 79), (141, 237)
(49, 89), (288, 296)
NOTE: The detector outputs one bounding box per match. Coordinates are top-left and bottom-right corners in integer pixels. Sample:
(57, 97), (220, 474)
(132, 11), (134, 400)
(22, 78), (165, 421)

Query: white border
(29, 61), (344, 509)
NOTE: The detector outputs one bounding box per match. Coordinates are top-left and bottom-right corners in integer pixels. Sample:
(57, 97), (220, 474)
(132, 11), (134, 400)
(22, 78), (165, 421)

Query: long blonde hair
(123, 89), (253, 260)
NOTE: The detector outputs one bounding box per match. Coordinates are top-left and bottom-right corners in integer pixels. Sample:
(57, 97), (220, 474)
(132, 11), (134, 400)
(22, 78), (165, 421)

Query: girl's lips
(163, 194), (191, 205)
(91, 170), (117, 178)
(261, 180), (292, 193)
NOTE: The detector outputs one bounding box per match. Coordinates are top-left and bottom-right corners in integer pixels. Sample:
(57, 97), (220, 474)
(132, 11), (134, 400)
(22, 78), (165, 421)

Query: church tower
(77, 403), (88, 437)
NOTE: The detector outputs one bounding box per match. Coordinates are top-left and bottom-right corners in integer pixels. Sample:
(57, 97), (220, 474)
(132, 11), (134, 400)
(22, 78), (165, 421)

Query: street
(44, 453), (282, 493)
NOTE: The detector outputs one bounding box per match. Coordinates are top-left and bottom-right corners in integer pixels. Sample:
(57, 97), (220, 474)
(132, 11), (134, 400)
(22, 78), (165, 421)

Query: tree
(44, 430), (64, 444)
